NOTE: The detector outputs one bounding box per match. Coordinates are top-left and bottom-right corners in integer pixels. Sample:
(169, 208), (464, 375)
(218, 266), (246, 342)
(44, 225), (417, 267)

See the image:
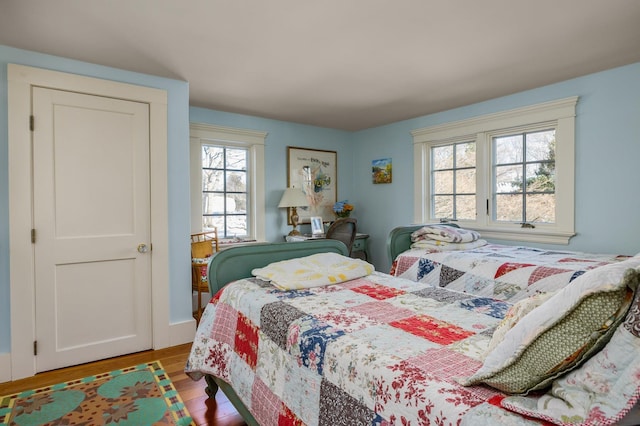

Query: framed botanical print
(287, 146), (337, 223)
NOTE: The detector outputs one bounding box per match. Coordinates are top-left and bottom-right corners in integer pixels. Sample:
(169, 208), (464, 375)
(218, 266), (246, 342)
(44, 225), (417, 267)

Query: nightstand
(351, 233), (370, 261)
(286, 233), (370, 261)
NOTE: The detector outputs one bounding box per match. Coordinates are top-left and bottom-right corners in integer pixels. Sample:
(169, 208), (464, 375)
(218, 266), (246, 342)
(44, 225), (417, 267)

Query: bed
(387, 224), (632, 303)
(185, 239), (640, 426)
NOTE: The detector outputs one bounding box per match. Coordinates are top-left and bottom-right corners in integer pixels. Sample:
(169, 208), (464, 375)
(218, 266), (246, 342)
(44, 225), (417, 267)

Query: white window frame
(412, 97), (578, 245)
(190, 123), (267, 242)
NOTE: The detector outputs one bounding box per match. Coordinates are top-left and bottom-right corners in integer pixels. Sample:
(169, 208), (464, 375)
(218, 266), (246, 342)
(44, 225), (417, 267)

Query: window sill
(218, 239), (264, 250)
(471, 227), (575, 245)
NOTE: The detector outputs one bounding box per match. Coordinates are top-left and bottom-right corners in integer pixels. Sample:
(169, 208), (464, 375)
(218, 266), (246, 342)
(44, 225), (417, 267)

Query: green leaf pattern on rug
(102, 398), (167, 425)
(98, 371), (156, 399)
(12, 390), (84, 425)
(1, 361), (193, 426)
(98, 370), (166, 425)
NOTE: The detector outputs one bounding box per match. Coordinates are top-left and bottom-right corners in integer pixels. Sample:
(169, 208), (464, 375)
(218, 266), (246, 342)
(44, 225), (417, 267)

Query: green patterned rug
(0, 360), (194, 425)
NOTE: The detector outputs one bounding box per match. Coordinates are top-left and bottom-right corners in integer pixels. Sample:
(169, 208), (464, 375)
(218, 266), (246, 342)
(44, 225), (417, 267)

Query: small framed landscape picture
(310, 216), (324, 236)
(372, 158), (392, 184)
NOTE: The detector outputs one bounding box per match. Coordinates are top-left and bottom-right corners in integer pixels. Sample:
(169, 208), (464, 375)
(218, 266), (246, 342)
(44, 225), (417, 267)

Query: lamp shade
(278, 187), (309, 208)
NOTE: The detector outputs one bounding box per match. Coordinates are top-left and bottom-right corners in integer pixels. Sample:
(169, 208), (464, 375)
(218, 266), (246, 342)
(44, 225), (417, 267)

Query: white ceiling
(1, 1), (639, 131)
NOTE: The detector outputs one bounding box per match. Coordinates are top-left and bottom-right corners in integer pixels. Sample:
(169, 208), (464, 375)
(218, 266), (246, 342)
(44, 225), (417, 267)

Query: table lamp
(278, 187), (309, 236)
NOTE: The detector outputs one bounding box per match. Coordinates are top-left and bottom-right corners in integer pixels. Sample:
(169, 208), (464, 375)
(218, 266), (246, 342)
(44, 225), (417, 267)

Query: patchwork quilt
(185, 271), (550, 425)
(390, 244), (630, 303)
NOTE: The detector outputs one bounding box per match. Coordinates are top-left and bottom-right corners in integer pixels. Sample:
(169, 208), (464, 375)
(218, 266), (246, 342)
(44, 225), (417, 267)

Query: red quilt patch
(278, 402), (305, 426)
(528, 266), (570, 285)
(494, 262), (535, 279)
(350, 283), (406, 300)
(234, 312), (259, 370)
(390, 314), (474, 345)
(394, 256), (420, 276)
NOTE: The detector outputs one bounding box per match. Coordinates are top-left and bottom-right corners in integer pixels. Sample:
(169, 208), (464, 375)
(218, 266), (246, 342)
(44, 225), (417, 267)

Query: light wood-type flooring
(0, 343), (245, 426)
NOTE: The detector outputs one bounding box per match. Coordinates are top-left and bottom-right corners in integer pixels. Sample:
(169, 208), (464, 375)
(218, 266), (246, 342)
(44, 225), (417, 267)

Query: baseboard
(0, 352), (11, 383)
(169, 318), (197, 347)
(0, 322), (196, 384)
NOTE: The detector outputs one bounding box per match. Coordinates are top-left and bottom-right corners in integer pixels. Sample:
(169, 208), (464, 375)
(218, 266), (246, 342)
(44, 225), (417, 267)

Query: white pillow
(500, 270), (640, 424)
(459, 257), (640, 394)
(410, 238), (487, 251)
(483, 291), (556, 357)
(252, 252), (374, 290)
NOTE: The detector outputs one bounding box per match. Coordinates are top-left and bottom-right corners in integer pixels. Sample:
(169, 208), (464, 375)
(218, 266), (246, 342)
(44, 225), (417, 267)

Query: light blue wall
(188, 108), (354, 242)
(353, 62), (640, 271)
(0, 45), (193, 354)
(1, 42), (639, 358)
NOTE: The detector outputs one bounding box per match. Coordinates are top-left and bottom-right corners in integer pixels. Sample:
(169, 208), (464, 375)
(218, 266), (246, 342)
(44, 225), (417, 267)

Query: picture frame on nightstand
(310, 216), (324, 236)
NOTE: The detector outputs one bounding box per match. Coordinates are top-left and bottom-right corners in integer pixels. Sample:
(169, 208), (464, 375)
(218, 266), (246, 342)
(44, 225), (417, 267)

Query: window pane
(203, 193), (225, 215)
(495, 194), (523, 222)
(456, 142), (475, 167)
(525, 163), (555, 192)
(228, 193), (246, 214)
(433, 195), (453, 218)
(226, 148), (247, 170)
(432, 145), (453, 170)
(433, 170), (453, 193)
(495, 165), (523, 193)
(495, 134), (523, 164)
(201, 144), (250, 239)
(226, 170), (246, 192)
(203, 169), (224, 191)
(202, 145), (224, 168)
(203, 215), (224, 233)
(526, 130), (555, 162)
(526, 193), (555, 223)
(227, 215), (247, 237)
(456, 195), (476, 220)
(456, 169), (475, 193)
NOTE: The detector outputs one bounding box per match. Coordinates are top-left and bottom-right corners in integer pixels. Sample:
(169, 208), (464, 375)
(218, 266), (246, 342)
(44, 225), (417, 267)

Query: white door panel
(33, 87), (152, 372)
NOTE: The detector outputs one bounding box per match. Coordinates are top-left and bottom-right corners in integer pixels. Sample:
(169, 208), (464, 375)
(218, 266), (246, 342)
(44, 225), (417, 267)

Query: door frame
(8, 64), (171, 380)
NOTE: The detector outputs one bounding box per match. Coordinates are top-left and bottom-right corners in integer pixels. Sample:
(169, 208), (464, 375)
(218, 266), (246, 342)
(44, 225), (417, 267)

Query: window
(412, 97), (577, 244)
(493, 129), (556, 224)
(202, 145), (248, 237)
(431, 141), (476, 221)
(190, 123), (267, 242)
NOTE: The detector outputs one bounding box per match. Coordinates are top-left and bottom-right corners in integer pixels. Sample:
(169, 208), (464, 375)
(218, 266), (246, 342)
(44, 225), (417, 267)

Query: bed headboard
(386, 225), (425, 264)
(207, 240), (349, 295)
(386, 223), (460, 264)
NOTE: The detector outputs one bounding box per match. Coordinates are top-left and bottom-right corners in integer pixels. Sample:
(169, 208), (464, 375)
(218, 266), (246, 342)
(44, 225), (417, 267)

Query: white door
(32, 87), (152, 372)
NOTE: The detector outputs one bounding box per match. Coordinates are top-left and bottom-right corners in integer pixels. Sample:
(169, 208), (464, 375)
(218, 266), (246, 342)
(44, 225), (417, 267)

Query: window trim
(190, 123), (267, 242)
(412, 97), (578, 244)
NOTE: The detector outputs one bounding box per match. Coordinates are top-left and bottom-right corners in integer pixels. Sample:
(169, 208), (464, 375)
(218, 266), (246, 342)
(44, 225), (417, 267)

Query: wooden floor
(0, 343), (245, 426)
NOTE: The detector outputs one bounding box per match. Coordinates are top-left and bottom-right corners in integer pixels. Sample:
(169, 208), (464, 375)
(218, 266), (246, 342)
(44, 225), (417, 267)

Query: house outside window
(190, 123), (266, 242)
(412, 97), (577, 244)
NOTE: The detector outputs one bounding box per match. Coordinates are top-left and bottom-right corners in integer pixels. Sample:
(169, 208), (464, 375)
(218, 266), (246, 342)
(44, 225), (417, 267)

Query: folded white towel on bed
(410, 238), (487, 251)
(252, 252), (374, 291)
(411, 224), (481, 243)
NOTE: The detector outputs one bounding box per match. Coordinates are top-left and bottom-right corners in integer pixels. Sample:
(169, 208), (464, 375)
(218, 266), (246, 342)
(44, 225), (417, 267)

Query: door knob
(137, 243), (149, 253)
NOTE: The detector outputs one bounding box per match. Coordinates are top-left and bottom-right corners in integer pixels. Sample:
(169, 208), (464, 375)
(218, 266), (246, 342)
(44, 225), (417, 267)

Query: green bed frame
(201, 240), (349, 424)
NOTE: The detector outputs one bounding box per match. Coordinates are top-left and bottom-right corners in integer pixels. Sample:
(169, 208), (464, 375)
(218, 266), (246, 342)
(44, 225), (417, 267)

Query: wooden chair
(325, 218), (357, 256)
(191, 229), (219, 322)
